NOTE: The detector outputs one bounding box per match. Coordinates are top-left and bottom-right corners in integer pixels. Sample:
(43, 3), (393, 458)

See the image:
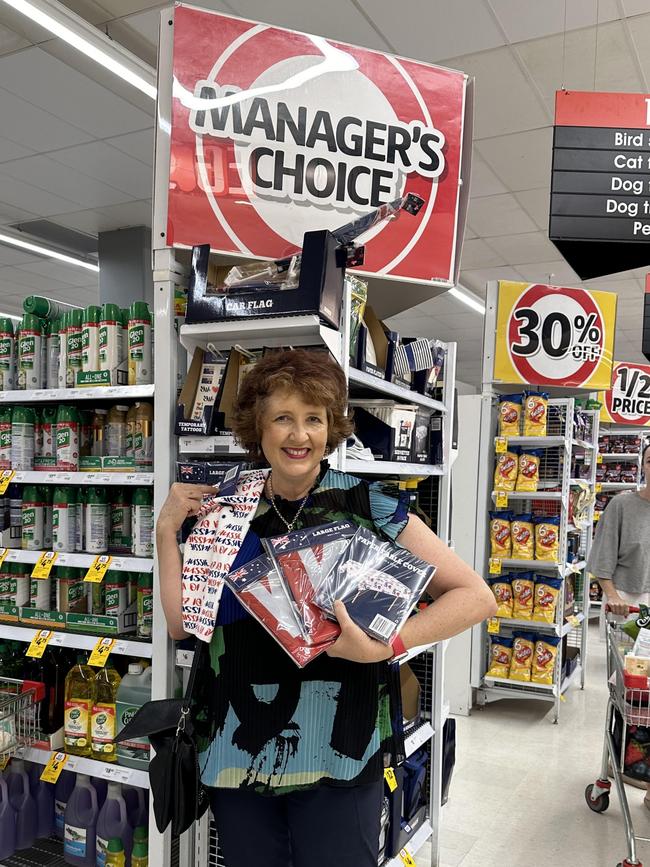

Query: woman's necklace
(266, 474), (311, 532)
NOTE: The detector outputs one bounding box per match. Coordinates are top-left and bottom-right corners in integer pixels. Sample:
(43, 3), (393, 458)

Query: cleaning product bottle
(46, 318), (61, 389)
(27, 760), (55, 838)
(0, 317), (15, 392)
(84, 487), (108, 554)
(58, 311), (69, 389)
(11, 405), (35, 470)
(81, 305), (101, 373)
(0, 406), (11, 469)
(131, 488), (153, 558)
(53, 486), (77, 552)
(56, 405), (81, 472)
(109, 488), (131, 553)
(115, 663), (153, 770)
(133, 403), (153, 472)
(5, 758), (37, 849)
(122, 785), (148, 831)
(137, 573), (153, 639)
(105, 837), (126, 867)
(91, 777), (107, 810)
(17, 313), (43, 390)
(23, 296), (72, 320)
(79, 409), (93, 457)
(96, 783), (132, 867)
(63, 773), (98, 866)
(43, 484), (53, 549)
(127, 302), (153, 386)
(0, 774), (16, 860)
(41, 405), (57, 459)
(131, 840), (147, 867)
(66, 308), (83, 388)
(91, 665), (121, 763)
(21, 484), (45, 550)
(74, 487), (85, 553)
(54, 769), (76, 839)
(99, 304), (123, 387)
(132, 823), (148, 847)
(64, 656), (96, 757)
(105, 572), (127, 619)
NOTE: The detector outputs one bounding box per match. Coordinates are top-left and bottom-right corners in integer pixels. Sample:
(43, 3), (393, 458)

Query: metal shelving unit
(22, 746), (150, 788)
(6, 471), (154, 485)
(0, 384), (155, 404)
(0, 623), (153, 657)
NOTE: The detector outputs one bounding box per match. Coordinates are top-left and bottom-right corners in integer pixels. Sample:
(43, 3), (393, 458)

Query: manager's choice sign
(599, 361), (650, 426)
(164, 4), (471, 284)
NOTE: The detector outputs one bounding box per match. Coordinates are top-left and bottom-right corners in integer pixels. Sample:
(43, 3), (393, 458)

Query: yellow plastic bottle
(105, 837), (126, 867)
(63, 656), (96, 757)
(91, 666), (122, 763)
(131, 840), (148, 867)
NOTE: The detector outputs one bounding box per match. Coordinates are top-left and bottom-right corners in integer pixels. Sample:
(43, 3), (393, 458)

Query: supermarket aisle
(417, 625), (649, 867)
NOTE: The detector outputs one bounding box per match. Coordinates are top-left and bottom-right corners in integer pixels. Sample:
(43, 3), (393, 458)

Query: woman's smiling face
(260, 389), (328, 490)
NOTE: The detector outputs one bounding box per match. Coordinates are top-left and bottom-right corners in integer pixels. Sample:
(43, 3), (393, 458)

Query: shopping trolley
(585, 606), (650, 867)
(0, 676), (42, 763)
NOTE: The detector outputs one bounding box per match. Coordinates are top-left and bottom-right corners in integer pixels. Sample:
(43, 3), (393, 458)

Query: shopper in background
(156, 349), (495, 867)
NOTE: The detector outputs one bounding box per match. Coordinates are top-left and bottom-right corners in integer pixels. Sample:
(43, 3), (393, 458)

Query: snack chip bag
(523, 391), (549, 436)
(494, 450), (519, 492)
(534, 515), (560, 562)
(487, 636), (514, 678)
(516, 450), (542, 492)
(511, 573), (535, 619)
(487, 576), (513, 618)
(489, 510), (513, 558)
(509, 632), (535, 682)
(511, 514), (534, 560)
(498, 394), (522, 436)
(533, 576), (563, 623)
(531, 635), (561, 684)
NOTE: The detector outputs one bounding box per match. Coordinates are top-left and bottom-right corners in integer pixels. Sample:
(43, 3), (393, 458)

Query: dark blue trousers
(209, 780), (383, 867)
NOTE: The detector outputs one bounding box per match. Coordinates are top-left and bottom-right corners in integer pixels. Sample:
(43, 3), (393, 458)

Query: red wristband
(390, 633), (407, 660)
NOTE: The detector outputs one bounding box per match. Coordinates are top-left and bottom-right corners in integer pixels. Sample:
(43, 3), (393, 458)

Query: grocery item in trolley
(522, 391), (549, 436)
(486, 636), (513, 678)
(533, 515), (560, 561)
(511, 514), (534, 559)
(508, 631), (535, 682)
(515, 450), (542, 492)
(531, 635), (560, 684)
(264, 521), (356, 645)
(487, 576), (513, 618)
(226, 554), (336, 667)
(532, 576), (563, 623)
(497, 394), (522, 436)
(316, 526), (435, 644)
(493, 449), (518, 492)
(511, 573), (535, 620)
(489, 510), (512, 558)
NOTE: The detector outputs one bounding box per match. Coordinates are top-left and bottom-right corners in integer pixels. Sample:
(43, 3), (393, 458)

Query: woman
(157, 348), (495, 867)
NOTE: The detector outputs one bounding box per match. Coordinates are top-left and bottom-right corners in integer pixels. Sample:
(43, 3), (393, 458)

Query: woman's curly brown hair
(231, 348), (354, 462)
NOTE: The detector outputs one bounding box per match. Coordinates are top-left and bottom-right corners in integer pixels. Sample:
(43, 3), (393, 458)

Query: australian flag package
(264, 521), (357, 645)
(317, 527), (435, 644)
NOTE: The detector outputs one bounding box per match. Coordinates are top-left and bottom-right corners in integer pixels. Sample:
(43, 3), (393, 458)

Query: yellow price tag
(0, 470), (15, 495)
(399, 850), (417, 867)
(84, 555), (112, 583)
(495, 436), (508, 454)
(495, 491), (508, 509)
(31, 551), (58, 579)
(597, 453), (603, 464)
(487, 617), (501, 634)
(594, 511), (601, 523)
(26, 628), (54, 659)
(0, 755), (9, 771)
(40, 751), (69, 784)
(489, 558), (503, 575)
(595, 483), (603, 493)
(88, 637), (116, 667)
(0, 548), (8, 570)
(384, 767), (398, 792)
(567, 614), (580, 628)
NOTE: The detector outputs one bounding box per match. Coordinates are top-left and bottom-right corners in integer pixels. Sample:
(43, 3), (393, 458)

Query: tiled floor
(417, 624), (650, 867)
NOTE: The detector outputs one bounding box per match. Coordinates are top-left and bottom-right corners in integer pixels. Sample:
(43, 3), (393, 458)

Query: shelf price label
(487, 617), (501, 634)
(597, 453), (603, 464)
(27, 628), (53, 659)
(88, 637), (116, 667)
(567, 615), (581, 628)
(0, 470), (15, 495)
(31, 552), (58, 579)
(84, 555), (112, 583)
(40, 751), (69, 784)
(495, 436), (508, 454)
(0, 755), (9, 771)
(0, 548), (9, 570)
(594, 511), (601, 523)
(399, 850), (417, 867)
(595, 483), (603, 493)
(384, 767), (398, 792)
(494, 281), (616, 389)
(495, 491), (508, 509)
(599, 361), (650, 427)
(488, 558), (503, 575)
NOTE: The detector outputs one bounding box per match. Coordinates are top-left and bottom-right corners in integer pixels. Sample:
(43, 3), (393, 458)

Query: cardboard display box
(350, 401), (419, 463)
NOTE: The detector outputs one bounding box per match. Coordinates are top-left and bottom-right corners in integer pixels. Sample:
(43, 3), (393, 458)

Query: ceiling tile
(14, 260), (97, 288)
(113, 8), (161, 44)
(0, 172), (81, 217)
(99, 0), (227, 15)
(459, 238), (506, 269)
(490, 0), (619, 43)
(0, 136), (35, 163)
(626, 13), (650, 87)
(1, 155), (136, 209)
(486, 231), (559, 265)
(0, 48), (153, 138)
(438, 47), (549, 138)
(460, 266), (525, 295)
(48, 143), (152, 200)
(0, 247), (41, 267)
(476, 127), (552, 191)
(0, 23), (30, 56)
(52, 200), (153, 234)
(469, 153), (508, 198)
(59, 0), (114, 25)
(515, 259), (581, 284)
(0, 87), (94, 152)
(467, 193), (538, 237)
(622, 1), (650, 15)
(513, 188), (551, 231)
(0, 265), (80, 293)
(104, 130), (154, 167)
(358, 0), (505, 60)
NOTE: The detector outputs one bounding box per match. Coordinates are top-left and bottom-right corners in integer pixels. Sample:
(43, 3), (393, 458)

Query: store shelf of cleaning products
(347, 368), (446, 413)
(384, 820), (433, 867)
(21, 746), (150, 788)
(344, 459), (444, 477)
(4, 550), (153, 572)
(179, 315), (341, 356)
(7, 472), (154, 485)
(0, 623), (152, 657)
(0, 385), (155, 404)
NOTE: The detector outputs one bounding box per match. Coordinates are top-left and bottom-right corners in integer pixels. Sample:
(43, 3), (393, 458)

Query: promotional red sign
(599, 361), (650, 426)
(166, 5), (470, 285)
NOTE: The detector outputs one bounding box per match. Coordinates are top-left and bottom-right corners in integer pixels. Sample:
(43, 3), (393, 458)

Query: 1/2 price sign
(599, 360), (650, 426)
(494, 281), (617, 389)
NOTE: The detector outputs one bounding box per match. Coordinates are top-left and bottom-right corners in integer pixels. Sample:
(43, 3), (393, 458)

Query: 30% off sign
(494, 282), (616, 389)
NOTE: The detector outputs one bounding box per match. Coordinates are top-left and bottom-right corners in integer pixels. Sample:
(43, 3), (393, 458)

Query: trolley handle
(604, 604), (640, 614)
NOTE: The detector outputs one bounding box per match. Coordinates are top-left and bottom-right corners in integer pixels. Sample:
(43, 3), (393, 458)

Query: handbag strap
(179, 640), (205, 727)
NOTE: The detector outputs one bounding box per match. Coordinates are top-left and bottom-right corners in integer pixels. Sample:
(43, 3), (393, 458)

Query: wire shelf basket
(0, 677), (40, 760)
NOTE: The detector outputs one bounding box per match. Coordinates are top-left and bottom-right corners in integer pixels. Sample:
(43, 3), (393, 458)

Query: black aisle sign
(550, 90), (650, 279)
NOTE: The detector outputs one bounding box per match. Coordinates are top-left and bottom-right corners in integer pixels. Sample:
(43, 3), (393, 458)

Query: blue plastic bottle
(0, 775), (16, 860)
(26, 760), (55, 838)
(55, 769), (77, 839)
(64, 773), (98, 866)
(122, 785), (148, 830)
(96, 782), (133, 867)
(91, 776), (108, 810)
(6, 758), (37, 849)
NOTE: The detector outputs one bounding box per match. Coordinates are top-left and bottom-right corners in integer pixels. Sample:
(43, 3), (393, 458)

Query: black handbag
(114, 640), (210, 836)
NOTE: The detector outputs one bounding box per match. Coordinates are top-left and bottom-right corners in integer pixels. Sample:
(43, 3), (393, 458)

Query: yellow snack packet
(531, 636), (560, 684)
(494, 451), (518, 492)
(523, 392), (548, 436)
(534, 517), (560, 562)
(488, 577), (513, 618)
(509, 632), (535, 682)
(533, 577), (563, 623)
(489, 511), (512, 558)
(498, 394), (522, 436)
(515, 450), (541, 493)
(511, 515), (534, 560)
(487, 637), (514, 678)
(511, 574), (534, 619)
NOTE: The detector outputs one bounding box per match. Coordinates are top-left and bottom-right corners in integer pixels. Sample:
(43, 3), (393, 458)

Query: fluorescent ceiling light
(449, 285), (486, 315)
(0, 311), (22, 321)
(0, 0), (157, 100)
(0, 232), (99, 272)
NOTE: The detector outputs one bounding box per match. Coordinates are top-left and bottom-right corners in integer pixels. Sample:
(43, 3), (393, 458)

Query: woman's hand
(156, 483), (217, 534)
(606, 593), (629, 616)
(326, 600), (394, 664)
